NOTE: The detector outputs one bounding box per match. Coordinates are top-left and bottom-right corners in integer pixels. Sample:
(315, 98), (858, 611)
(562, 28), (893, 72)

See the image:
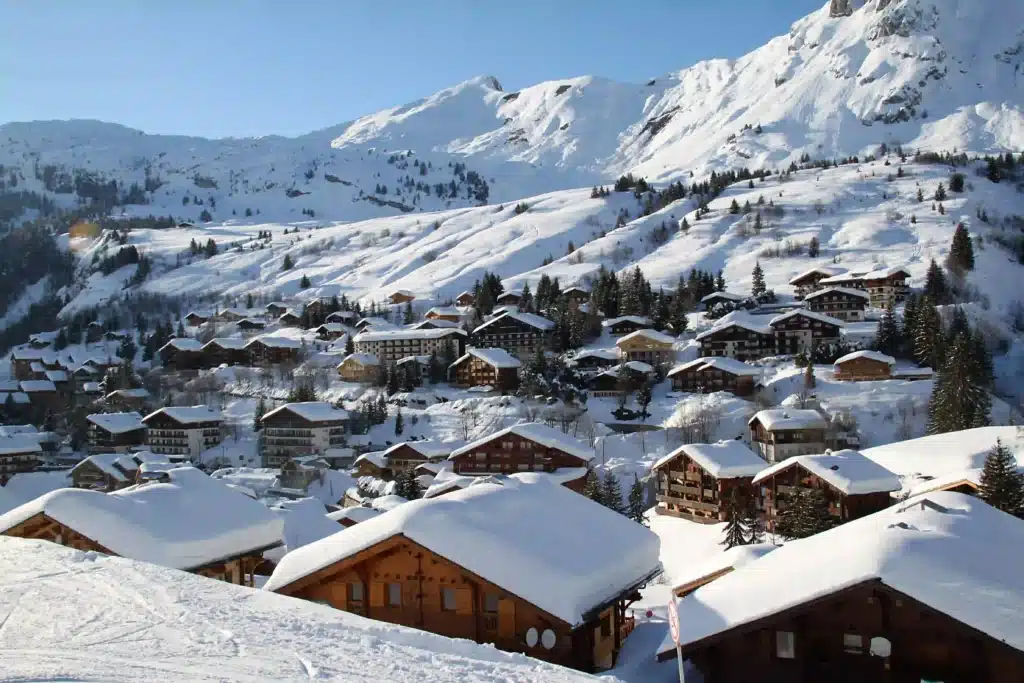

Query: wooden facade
(604, 318), (652, 336)
(87, 423), (146, 454)
(2, 512), (267, 587)
(247, 339), (301, 366)
(448, 354), (519, 392)
(834, 356), (893, 381)
(668, 580), (1024, 683)
(748, 419), (826, 464)
(653, 454), (757, 523)
(789, 270), (837, 299)
(449, 432), (588, 492)
(472, 315), (552, 359)
(756, 463), (892, 532)
(272, 534), (632, 672)
(455, 292), (475, 307)
(71, 458), (133, 491)
(337, 356), (379, 383)
(670, 364), (757, 397)
(159, 343), (204, 371)
(771, 312), (841, 356)
(804, 288), (868, 322)
(698, 325), (774, 361)
(389, 291), (416, 305)
(202, 340), (249, 367)
(616, 333), (674, 366)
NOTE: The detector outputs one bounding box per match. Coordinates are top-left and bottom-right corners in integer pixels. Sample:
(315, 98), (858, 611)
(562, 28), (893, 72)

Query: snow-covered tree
(751, 262), (766, 298)
(627, 475), (647, 525)
(602, 470), (624, 513)
(926, 332), (991, 434)
(871, 301), (901, 357)
(979, 439), (1024, 516)
(582, 469), (604, 505)
(721, 489), (748, 549)
(947, 223), (975, 275)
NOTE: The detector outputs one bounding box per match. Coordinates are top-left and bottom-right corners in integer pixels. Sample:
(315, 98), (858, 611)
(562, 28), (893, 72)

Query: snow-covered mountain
(1, 0), (1019, 227)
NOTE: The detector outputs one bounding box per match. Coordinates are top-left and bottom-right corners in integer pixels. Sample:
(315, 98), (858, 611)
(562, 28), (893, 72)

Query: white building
(142, 406), (224, 462)
(260, 402), (349, 467)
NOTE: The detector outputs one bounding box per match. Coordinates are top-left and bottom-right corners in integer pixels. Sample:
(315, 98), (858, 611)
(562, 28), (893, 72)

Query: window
(441, 587), (457, 612)
(348, 582), (364, 604)
(775, 630), (795, 659)
(388, 583), (402, 607)
(843, 633), (863, 654)
(483, 593), (499, 614)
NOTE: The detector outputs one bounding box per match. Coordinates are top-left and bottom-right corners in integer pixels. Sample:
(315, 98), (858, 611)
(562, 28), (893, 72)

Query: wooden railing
(620, 615), (636, 641)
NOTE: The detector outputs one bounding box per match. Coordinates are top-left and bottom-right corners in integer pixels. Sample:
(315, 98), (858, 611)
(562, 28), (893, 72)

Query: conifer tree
(729, 199), (740, 214)
(923, 259), (948, 305)
(912, 296), (943, 369)
(627, 475), (647, 525)
(253, 397), (266, 432)
(916, 187), (924, 203)
(934, 183), (947, 201)
(715, 270), (725, 292)
(947, 223), (975, 275)
(808, 236), (820, 257)
(299, 273), (311, 289)
(979, 439), (1024, 516)
(721, 489), (748, 549)
(394, 407), (404, 435)
(403, 301), (414, 324)
(744, 494), (765, 544)
(803, 363), (816, 390)
(872, 301), (902, 357)
(602, 470), (624, 513)
(282, 254), (294, 271)
(751, 262), (766, 298)
(926, 332), (991, 434)
(775, 489), (835, 539)
(344, 334), (355, 356)
(582, 469), (604, 505)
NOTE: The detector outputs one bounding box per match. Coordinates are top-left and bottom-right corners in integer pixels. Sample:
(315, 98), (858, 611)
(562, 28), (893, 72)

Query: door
(498, 598), (516, 640)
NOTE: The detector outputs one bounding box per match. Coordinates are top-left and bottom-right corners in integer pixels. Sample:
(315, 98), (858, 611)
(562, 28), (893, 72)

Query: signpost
(668, 594), (685, 683)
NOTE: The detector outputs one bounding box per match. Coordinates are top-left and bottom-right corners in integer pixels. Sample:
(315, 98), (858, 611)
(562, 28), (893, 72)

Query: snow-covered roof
(203, 337), (248, 350)
(573, 349), (620, 361)
(861, 427), (1024, 480)
(616, 328), (676, 346)
(339, 353), (380, 367)
(142, 405), (222, 425)
(0, 435), (43, 456)
(666, 358), (713, 377)
(671, 543), (778, 594)
(473, 311), (555, 334)
(326, 506), (382, 525)
(453, 347), (522, 369)
(426, 306), (462, 317)
(612, 360), (655, 375)
(44, 370), (68, 383)
(862, 265), (912, 280)
(19, 380), (56, 392)
(700, 357), (762, 376)
(263, 401), (349, 423)
(71, 453), (132, 482)
(833, 349), (896, 367)
(601, 315), (652, 328)
(695, 319), (772, 340)
(752, 449), (901, 495)
(660, 492), (1024, 656)
(265, 473), (660, 625)
(818, 272), (864, 285)
(449, 423), (594, 462)
(81, 381), (102, 393)
(748, 408), (828, 431)
(803, 286), (870, 301)
(396, 354), (431, 366)
(354, 451), (388, 469)
(411, 318), (461, 329)
(655, 441), (768, 479)
(237, 317), (266, 326)
(496, 288), (523, 299)
(0, 468), (283, 570)
(86, 412), (144, 434)
(390, 288), (415, 297)
(316, 323), (346, 333)
(160, 338), (203, 352)
(788, 266), (845, 285)
(0, 392), (30, 404)
(768, 309), (845, 328)
(106, 388), (150, 400)
(247, 336), (303, 349)
(354, 327), (467, 342)
(699, 291), (746, 303)
(383, 440), (452, 460)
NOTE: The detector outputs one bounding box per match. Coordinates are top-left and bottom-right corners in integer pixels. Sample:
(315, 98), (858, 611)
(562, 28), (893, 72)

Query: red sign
(668, 596), (680, 645)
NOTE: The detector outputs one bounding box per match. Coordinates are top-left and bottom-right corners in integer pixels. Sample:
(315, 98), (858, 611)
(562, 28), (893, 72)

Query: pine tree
(602, 470), (624, 513)
(808, 236), (820, 257)
(751, 262), (766, 298)
(803, 362), (816, 390)
(583, 469), (604, 505)
(253, 397), (266, 432)
(934, 183), (947, 201)
(282, 254), (294, 271)
(299, 274), (311, 289)
(912, 296), (943, 369)
(721, 489), (748, 549)
(978, 439), (1024, 516)
(916, 187), (924, 203)
(927, 332), (991, 434)
(729, 199), (740, 214)
(404, 469), (423, 500)
(344, 335), (355, 356)
(872, 301), (901, 357)
(627, 475), (647, 525)
(744, 494), (765, 544)
(775, 489), (835, 539)
(394, 408), (404, 435)
(715, 270), (725, 292)
(923, 259), (948, 305)
(947, 223), (975, 275)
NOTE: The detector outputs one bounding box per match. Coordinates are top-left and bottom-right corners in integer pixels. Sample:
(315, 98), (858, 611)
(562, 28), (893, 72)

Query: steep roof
(142, 405), (222, 426)
(699, 291), (746, 303)
(751, 449), (901, 495)
(788, 266), (845, 285)
(660, 493), (1024, 656)
(426, 306), (462, 317)
(695, 319), (772, 340)
(354, 327), (467, 342)
(159, 338), (203, 352)
(834, 350), (896, 367)
(452, 347), (522, 369)
(616, 328), (676, 346)
(86, 412), (144, 434)
(573, 349), (620, 361)
(804, 286), (870, 301)
(247, 336), (302, 349)
(449, 422), (594, 462)
(654, 441), (767, 479)
(203, 337), (248, 350)
(601, 315), (652, 328)
(265, 473), (661, 626)
(262, 402), (349, 423)
(354, 451), (388, 469)
(71, 453), (133, 482)
(748, 408), (828, 431)
(769, 309), (845, 328)
(383, 440), (453, 459)
(473, 311), (555, 334)
(339, 353), (380, 367)
(0, 467), (283, 570)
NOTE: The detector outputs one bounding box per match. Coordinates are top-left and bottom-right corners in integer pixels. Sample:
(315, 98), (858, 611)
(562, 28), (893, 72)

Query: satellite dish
(870, 636), (892, 658)
(526, 627), (539, 647)
(541, 629), (556, 650)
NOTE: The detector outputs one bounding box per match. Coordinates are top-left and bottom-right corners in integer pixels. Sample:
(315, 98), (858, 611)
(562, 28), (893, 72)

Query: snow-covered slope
(0, 536), (613, 682)
(1, 0), (1019, 227)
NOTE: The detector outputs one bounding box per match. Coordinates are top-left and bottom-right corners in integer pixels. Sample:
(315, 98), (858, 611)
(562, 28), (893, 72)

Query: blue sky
(1, 0), (825, 138)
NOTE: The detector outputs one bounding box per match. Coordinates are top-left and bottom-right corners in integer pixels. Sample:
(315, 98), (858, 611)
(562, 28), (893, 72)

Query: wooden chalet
(326, 310), (357, 324)
(752, 450), (900, 532)
(586, 361), (653, 398)
(103, 388), (151, 412)
(237, 318), (267, 332)
(395, 355), (431, 385)
(615, 328), (675, 366)
(448, 347), (521, 392)
(353, 451), (392, 479)
(748, 408), (829, 463)
(600, 316), (653, 337)
(700, 291), (747, 313)
(265, 302), (289, 319)
(471, 311), (554, 359)
(668, 357), (760, 397)
(10, 348), (57, 381)
(202, 338), (250, 366)
(455, 291), (475, 307)
(315, 323), (346, 340)
(769, 309), (843, 356)
(246, 336), (302, 366)
(20, 379), (62, 415)
(388, 289), (416, 305)
(425, 306), (463, 323)
(159, 338), (205, 371)
(495, 289), (523, 307)
(277, 310), (303, 327)
(265, 474), (662, 672)
(787, 266), (845, 299)
(354, 328), (467, 365)
(862, 266), (912, 307)
(833, 350), (896, 381)
(562, 286), (590, 307)
(658, 493), (1024, 683)
(213, 308), (248, 323)
(86, 412), (146, 454)
(447, 423), (592, 492)
(695, 320), (774, 361)
(143, 406), (224, 461)
(572, 349), (620, 372)
(0, 435), (42, 485)
(337, 354), (380, 383)
(652, 441), (768, 523)
(804, 286), (870, 322)
(70, 452), (143, 491)
(184, 311), (211, 326)
(260, 402), (349, 468)
(0, 467), (283, 587)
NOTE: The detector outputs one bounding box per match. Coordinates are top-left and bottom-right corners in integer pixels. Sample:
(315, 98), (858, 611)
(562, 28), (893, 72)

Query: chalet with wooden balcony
(586, 361), (654, 398)
(700, 291), (748, 314)
(388, 289), (416, 305)
(748, 408), (829, 463)
(449, 347), (521, 392)
(425, 306), (464, 323)
(354, 328), (466, 365)
(833, 350), (896, 381)
(653, 441), (768, 523)
(263, 302), (288, 319)
(353, 450), (391, 479)
(0, 435), (42, 485)
(264, 473), (662, 673)
(260, 402), (349, 468)
(70, 452), (142, 491)
(787, 266), (845, 299)
(752, 450), (900, 532)
(471, 311), (553, 359)
(572, 349), (621, 372)
(616, 329), (675, 366)
(143, 406), (224, 462)
(448, 423), (593, 492)
(245, 336), (303, 366)
(494, 289), (524, 307)
(10, 349), (57, 381)
(277, 310), (302, 327)
(562, 286), (591, 307)
(668, 357), (760, 397)
(0, 466), (283, 587)
(325, 310), (357, 325)
(102, 388), (151, 412)
(657, 493), (1024, 683)
(819, 266), (911, 308)
(696, 320), (774, 361)
(803, 288), (867, 324)
(601, 316), (653, 337)
(159, 338), (205, 371)
(315, 323), (346, 340)
(337, 353), (381, 383)
(202, 338), (250, 367)
(455, 291), (475, 307)
(20, 379), (62, 416)
(769, 309), (843, 356)
(86, 412), (146, 454)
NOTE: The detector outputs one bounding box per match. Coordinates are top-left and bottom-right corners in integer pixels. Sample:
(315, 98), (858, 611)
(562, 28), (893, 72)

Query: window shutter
(370, 581), (385, 608)
(332, 582), (348, 610)
(455, 587), (473, 615)
(497, 598), (516, 638)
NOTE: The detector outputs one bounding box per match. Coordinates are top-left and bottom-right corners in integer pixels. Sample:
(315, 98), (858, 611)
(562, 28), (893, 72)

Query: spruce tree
(751, 262), (766, 298)
(253, 397), (266, 432)
(774, 490), (809, 539)
(627, 475), (647, 525)
(923, 259), (948, 305)
(744, 494), (765, 544)
(583, 469), (604, 505)
(926, 332), (991, 434)
(729, 199), (740, 214)
(912, 296), (943, 369)
(978, 439), (1024, 516)
(299, 274), (311, 289)
(872, 301), (902, 357)
(344, 335), (355, 356)
(947, 223), (975, 275)
(403, 469), (423, 500)
(394, 408), (404, 435)
(282, 254), (294, 271)
(808, 236), (820, 257)
(934, 183), (947, 201)
(721, 489), (748, 549)
(602, 470), (624, 513)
